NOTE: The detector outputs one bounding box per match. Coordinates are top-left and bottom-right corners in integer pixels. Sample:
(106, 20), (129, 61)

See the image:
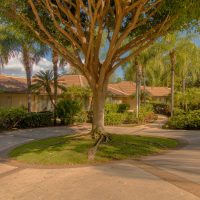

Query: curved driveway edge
(0, 115), (200, 200)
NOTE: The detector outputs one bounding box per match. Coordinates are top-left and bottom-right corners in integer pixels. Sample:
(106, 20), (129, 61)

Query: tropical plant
(56, 99), (82, 125)
(0, 25), (49, 112)
(31, 70), (66, 109)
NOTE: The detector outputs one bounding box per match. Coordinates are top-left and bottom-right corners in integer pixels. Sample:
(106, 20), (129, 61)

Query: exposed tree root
(88, 129), (111, 160)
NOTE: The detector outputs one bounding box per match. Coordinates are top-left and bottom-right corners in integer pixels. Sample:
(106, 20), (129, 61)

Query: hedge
(0, 107), (53, 129)
(166, 110), (200, 129)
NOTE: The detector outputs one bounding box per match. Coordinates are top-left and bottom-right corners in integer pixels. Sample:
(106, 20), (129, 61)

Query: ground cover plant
(9, 134), (178, 165)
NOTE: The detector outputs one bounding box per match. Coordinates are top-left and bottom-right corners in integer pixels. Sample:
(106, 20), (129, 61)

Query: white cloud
(3, 53), (53, 77)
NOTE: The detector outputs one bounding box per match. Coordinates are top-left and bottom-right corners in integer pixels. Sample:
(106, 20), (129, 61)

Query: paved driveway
(0, 116), (200, 200)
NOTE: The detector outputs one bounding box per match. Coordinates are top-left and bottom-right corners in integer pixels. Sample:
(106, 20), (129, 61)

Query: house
(0, 74), (170, 112)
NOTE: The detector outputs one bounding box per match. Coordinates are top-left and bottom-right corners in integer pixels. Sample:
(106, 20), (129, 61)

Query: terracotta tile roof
(108, 81), (136, 96)
(0, 75), (170, 97)
(58, 75), (88, 87)
(0, 74), (27, 93)
(145, 86), (171, 97)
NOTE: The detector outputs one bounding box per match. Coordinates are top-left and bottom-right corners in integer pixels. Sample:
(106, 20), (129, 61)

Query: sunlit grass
(9, 134), (178, 165)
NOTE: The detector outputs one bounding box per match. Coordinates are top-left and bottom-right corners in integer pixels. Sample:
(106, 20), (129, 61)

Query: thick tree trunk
(52, 50), (59, 125)
(91, 85), (107, 138)
(170, 50), (176, 117)
(88, 81), (109, 160)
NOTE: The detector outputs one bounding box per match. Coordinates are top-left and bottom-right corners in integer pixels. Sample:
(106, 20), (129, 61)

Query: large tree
(1, 0), (199, 141)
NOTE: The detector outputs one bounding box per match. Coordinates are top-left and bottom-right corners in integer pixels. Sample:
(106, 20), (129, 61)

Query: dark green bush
(56, 99), (82, 125)
(105, 103), (130, 114)
(105, 113), (126, 125)
(151, 102), (170, 116)
(166, 110), (200, 129)
(118, 103), (130, 113)
(0, 108), (53, 129)
(0, 107), (27, 129)
(18, 112), (53, 128)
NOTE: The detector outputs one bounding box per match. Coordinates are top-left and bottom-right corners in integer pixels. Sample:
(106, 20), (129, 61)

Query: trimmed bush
(118, 103), (130, 113)
(151, 102), (170, 116)
(105, 113), (126, 125)
(0, 107), (53, 129)
(18, 112), (53, 128)
(0, 107), (27, 129)
(105, 103), (119, 114)
(166, 110), (200, 130)
(56, 99), (82, 125)
(105, 103), (130, 114)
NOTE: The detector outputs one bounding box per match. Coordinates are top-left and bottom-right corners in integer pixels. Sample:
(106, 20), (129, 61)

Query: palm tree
(31, 69), (66, 111)
(0, 26), (19, 73)
(0, 25), (49, 112)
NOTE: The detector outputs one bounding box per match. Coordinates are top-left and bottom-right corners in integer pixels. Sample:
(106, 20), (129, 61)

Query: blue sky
(2, 36), (200, 77)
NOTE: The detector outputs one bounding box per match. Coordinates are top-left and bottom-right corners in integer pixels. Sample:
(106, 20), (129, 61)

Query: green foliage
(18, 112), (53, 128)
(73, 111), (88, 124)
(56, 99), (82, 125)
(0, 107), (27, 129)
(175, 88), (200, 111)
(0, 107), (53, 129)
(105, 103), (130, 114)
(105, 113), (126, 126)
(173, 108), (186, 116)
(63, 86), (91, 100)
(166, 110), (200, 130)
(118, 103), (130, 113)
(151, 102), (170, 116)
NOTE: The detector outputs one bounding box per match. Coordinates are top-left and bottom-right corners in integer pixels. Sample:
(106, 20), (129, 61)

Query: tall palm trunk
(52, 50), (59, 125)
(182, 77), (187, 111)
(169, 50), (176, 117)
(135, 58), (141, 118)
(22, 45), (32, 112)
(143, 66), (146, 105)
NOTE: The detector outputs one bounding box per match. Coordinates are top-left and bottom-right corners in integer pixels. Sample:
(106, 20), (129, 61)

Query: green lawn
(9, 134), (178, 165)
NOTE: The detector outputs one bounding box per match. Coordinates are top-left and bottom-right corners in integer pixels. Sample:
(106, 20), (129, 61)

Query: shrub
(173, 108), (186, 116)
(18, 112), (53, 128)
(125, 112), (138, 124)
(0, 108), (53, 129)
(105, 113), (126, 125)
(105, 103), (130, 114)
(151, 102), (170, 116)
(0, 107), (27, 129)
(118, 103), (130, 113)
(74, 111), (88, 124)
(166, 110), (200, 130)
(138, 104), (155, 123)
(105, 103), (119, 114)
(56, 99), (82, 125)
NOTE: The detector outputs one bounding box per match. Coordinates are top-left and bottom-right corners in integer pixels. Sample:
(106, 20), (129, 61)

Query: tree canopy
(0, 0), (199, 142)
